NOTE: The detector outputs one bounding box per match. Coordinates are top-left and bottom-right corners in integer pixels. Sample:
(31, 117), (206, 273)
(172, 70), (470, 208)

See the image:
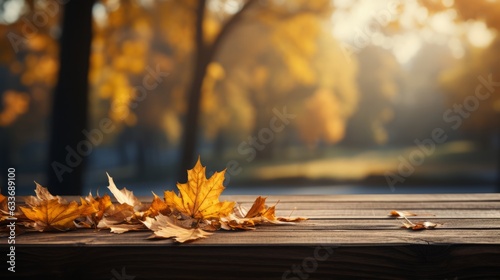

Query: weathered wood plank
(10, 227), (500, 245)
(53, 193), (500, 204)
(244, 201), (500, 210)
(274, 208), (500, 218)
(223, 193), (500, 202)
(2, 194), (499, 279)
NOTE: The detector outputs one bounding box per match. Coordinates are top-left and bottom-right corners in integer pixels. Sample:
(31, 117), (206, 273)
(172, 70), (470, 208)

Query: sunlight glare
(92, 2), (108, 27)
(429, 10), (457, 34)
(0, 0), (25, 24)
(467, 21), (495, 48)
(392, 33), (422, 64)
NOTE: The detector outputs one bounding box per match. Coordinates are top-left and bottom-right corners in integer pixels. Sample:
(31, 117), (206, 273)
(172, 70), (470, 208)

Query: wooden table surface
(3, 194), (500, 279)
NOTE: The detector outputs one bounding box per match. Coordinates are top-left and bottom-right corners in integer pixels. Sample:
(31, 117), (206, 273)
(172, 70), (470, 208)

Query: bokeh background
(0, 0), (499, 195)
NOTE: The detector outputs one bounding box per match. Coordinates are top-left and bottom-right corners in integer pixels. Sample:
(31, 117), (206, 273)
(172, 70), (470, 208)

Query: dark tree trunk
(176, 0), (254, 183)
(47, 0), (95, 194)
(497, 114), (500, 192)
(177, 0), (209, 183)
(0, 127), (10, 183)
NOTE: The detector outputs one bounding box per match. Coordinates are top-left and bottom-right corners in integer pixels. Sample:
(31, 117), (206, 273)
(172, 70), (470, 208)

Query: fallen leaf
(143, 214), (212, 243)
(389, 210), (435, 218)
(165, 157), (235, 219)
(20, 199), (92, 231)
(97, 216), (146, 233)
(244, 196), (267, 218)
(219, 213), (256, 230)
(0, 193), (8, 221)
(96, 201), (143, 233)
(220, 197), (307, 230)
(277, 216), (308, 222)
(85, 193), (113, 222)
(244, 196), (306, 223)
(24, 182), (66, 206)
(76, 193), (113, 228)
(389, 210), (418, 218)
(400, 216), (441, 230)
(106, 173), (143, 211)
(141, 193), (171, 218)
(0, 192), (29, 236)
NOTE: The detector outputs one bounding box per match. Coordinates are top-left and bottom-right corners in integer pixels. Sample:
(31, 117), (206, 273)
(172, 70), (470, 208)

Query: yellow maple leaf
(20, 199), (92, 231)
(165, 157), (234, 219)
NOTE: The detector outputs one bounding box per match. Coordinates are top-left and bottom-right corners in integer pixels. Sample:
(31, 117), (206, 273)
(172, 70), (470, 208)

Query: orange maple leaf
(77, 193), (113, 227)
(165, 157), (234, 219)
(142, 193), (171, 218)
(19, 184), (94, 231)
(20, 199), (93, 231)
(0, 193), (8, 222)
(218, 196), (306, 230)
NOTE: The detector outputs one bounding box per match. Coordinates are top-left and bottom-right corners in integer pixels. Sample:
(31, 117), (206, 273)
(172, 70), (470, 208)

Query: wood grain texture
(2, 194), (500, 279)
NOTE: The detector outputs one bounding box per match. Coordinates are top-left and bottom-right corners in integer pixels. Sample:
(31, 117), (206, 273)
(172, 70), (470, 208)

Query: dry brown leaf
(97, 216), (146, 233)
(0, 193), (8, 222)
(165, 157), (234, 219)
(143, 214), (212, 243)
(76, 193), (113, 228)
(389, 210), (418, 217)
(96, 202), (142, 233)
(244, 196), (267, 218)
(400, 216), (441, 230)
(244, 196), (306, 224)
(106, 173), (143, 211)
(24, 182), (66, 206)
(401, 221), (440, 230)
(20, 199), (93, 231)
(0, 193), (6, 207)
(219, 213), (256, 230)
(220, 197), (306, 230)
(0, 192), (29, 236)
(389, 210), (435, 218)
(85, 193), (112, 222)
(277, 216), (308, 222)
(141, 193), (171, 218)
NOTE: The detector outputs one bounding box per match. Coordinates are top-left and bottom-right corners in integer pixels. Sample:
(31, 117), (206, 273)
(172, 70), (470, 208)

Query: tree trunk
(47, 0), (95, 194)
(0, 127), (10, 183)
(497, 113), (500, 192)
(177, 0), (208, 183)
(177, 0), (254, 182)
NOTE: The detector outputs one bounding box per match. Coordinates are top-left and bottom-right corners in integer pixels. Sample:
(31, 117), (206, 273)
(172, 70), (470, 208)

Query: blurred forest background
(0, 0), (498, 195)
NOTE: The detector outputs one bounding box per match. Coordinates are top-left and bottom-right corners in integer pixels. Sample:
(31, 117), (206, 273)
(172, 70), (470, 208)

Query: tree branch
(206, 0), (257, 62)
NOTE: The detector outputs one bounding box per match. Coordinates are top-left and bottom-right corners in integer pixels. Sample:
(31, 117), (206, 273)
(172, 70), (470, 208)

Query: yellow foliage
(271, 13), (320, 85)
(296, 88), (346, 146)
(0, 91), (30, 127)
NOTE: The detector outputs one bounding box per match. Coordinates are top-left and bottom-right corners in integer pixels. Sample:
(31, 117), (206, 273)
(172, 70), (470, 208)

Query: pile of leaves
(0, 158), (306, 243)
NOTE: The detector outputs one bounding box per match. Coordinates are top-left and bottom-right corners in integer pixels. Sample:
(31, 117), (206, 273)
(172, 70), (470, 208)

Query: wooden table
(2, 194), (500, 279)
